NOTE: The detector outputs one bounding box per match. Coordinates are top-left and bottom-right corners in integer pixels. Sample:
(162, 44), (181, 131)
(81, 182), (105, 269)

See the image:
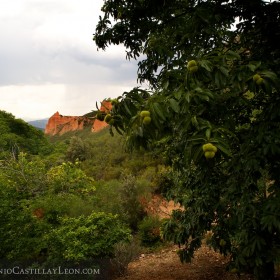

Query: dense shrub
(110, 238), (141, 277)
(46, 212), (131, 261)
(138, 216), (163, 247)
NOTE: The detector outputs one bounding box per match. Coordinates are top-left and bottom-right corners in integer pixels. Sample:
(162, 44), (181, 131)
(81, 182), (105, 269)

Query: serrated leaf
(206, 128), (211, 140)
(123, 101), (132, 115)
(219, 66), (229, 77)
(203, 90), (214, 99)
(247, 63), (257, 72)
(199, 59), (213, 72)
(215, 142), (232, 156)
(137, 126), (143, 137)
(153, 102), (166, 120)
(225, 50), (240, 60)
(196, 93), (210, 102)
(191, 116), (199, 128)
(169, 98), (180, 113)
(174, 87), (183, 100)
(194, 87), (203, 93)
(187, 136), (205, 143)
(261, 70), (278, 80)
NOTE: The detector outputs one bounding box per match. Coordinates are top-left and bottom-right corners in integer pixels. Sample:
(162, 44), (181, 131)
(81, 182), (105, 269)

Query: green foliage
(94, 1), (280, 279)
(138, 216), (163, 247)
(47, 161), (95, 195)
(118, 174), (147, 231)
(64, 136), (91, 162)
(91, 175), (151, 231)
(0, 148), (159, 275)
(90, 179), (124, 216)
(56, 126), (162, 181)
(0, 109), (163, 275)
(0, 110), (51, 157)
(43, 141), (68, 167)
(42, 120), (163, 230)
(0, 156), (48, 260)
(0, 153), (129, 265)
(110, 238), (141, 277)
(95, 0), (280, 85)
(46, 212), (131, 261)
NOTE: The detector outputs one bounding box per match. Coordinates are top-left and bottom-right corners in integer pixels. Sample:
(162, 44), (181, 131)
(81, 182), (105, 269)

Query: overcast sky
(0, 0), (140, 121)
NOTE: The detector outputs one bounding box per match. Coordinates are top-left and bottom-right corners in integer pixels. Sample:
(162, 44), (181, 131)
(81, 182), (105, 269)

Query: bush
(138, 216), (163, 247)
(119, 174), (147, 231)
(46, 212), (131, 262)
(110, 238), (141, 277)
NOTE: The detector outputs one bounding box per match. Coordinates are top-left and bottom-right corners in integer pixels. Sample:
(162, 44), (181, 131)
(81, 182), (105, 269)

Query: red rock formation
(45, 112), (94, 136)
(92, 100), (113, 132)
(92, 119), (109, 132)
(45, 100), (112, 136)
(99, 100), (112, 112)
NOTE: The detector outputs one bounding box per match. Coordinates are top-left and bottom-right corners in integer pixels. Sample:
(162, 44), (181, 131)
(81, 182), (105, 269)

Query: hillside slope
(0, 110), (49, 156)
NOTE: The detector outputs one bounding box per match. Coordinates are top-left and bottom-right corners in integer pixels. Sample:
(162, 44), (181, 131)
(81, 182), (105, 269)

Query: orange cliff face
(91, 100), (112, 132)
(44, 112), (95, 136)
(44, 101), (113, 136)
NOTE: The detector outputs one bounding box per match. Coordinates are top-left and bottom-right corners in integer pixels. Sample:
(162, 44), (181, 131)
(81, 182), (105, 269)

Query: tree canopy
(94, 1), (280, 279)
(0, 110), (50, 157)
(95, 0), (280, 85)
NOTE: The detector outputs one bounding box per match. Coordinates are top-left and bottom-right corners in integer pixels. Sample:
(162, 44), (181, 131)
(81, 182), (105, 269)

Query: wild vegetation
(93, 0), (280, 279)
(0, 110), (166, 278)
(1, 0), (280, 279)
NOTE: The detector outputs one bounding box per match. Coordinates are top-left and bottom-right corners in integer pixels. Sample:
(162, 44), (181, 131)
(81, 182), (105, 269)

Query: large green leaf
(169, 98), (180, 113)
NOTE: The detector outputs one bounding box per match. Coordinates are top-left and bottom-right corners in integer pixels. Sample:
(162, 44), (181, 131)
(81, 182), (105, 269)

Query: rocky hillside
(45, 100), (112, 136)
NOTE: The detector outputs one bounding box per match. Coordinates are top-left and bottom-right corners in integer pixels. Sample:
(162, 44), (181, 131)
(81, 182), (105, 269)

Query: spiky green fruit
(253, 74), (264, 85)
(189, 65), (198, 73)
(202, 143), (217, 153)
(104, 114), (112, 123)
(204, 151), (215, 159)
(140, 110), (151, 118)
(256, 77), (264, 85)
(143, 116), (151, 125)
(187, 60), (197, 69)
(253, 74), (261, 82)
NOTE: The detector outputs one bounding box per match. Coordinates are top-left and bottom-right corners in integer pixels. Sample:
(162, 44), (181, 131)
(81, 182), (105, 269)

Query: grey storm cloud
(0, 0), (141, 120)
(0, 0), (139, 86)
(0, 31), (138, 86)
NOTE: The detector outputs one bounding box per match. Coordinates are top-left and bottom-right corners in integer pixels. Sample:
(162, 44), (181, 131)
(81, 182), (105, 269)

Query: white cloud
(0, 84), (66, 120)
(0, 1), (24, 19)
(0, 82), (135, 121)
(0, 0), (140, 120)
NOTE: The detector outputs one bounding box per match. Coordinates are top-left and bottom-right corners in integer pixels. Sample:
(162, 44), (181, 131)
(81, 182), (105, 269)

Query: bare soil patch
(115, 244), (253, 280)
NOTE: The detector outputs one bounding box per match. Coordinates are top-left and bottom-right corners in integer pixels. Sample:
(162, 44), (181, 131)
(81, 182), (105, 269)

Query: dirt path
(115, 244), (253, 280)
(118, 195), (252, 280)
